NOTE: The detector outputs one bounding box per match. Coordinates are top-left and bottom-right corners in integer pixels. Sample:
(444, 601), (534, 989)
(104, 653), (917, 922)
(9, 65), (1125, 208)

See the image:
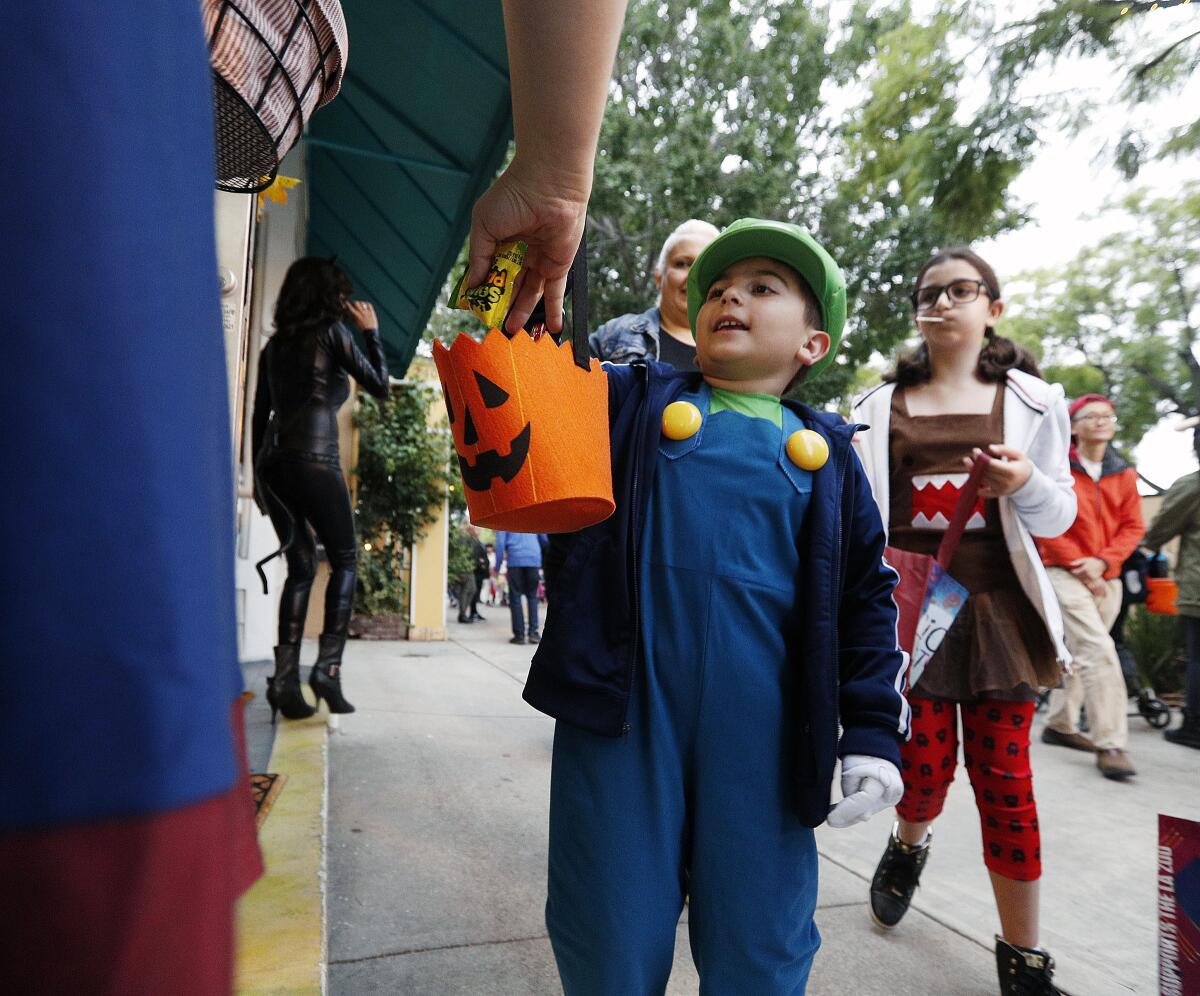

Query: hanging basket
(203, 0), (348, 193)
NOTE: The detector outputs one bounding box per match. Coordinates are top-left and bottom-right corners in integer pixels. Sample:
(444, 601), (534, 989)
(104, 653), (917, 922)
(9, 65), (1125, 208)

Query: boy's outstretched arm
(835, 451), (911, 766)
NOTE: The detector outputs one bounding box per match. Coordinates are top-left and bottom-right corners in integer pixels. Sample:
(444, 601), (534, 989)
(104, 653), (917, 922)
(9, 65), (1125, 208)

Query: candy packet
(451, 240), (527, 328)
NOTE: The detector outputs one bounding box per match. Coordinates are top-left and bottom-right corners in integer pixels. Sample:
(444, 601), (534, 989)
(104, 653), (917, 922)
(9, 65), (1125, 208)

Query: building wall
(215, 148), (309, 662)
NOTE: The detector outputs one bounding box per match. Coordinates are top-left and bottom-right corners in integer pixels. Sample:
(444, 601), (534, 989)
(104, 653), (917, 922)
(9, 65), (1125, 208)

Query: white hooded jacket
(851, 369), (1077, 669)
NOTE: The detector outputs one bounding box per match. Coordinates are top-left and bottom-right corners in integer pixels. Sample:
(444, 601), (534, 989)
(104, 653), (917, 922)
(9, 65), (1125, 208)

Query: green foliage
(1123, 604), (1185, 693)
(1007, 181), (1200, 448)
(1112, 5), (1200, 173)
(355, 540), (408, 617)
(447, 521), (476, 587)
(583, 0), (1090, 406)
(419, 0), (1192, 418)
(353, 385), (454, 615)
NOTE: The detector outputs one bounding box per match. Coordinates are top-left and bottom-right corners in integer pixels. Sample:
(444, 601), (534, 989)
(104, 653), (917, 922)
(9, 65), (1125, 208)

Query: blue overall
(547, 384), (821, 994)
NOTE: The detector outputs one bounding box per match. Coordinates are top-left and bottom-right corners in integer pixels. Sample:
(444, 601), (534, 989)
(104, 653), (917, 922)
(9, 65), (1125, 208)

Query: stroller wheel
(1139, 693), (1172, 729)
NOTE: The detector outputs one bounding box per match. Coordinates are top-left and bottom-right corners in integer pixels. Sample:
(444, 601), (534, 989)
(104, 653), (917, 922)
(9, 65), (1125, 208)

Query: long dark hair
(273, 256), (352, 336)
(884, 246), (1041, 386)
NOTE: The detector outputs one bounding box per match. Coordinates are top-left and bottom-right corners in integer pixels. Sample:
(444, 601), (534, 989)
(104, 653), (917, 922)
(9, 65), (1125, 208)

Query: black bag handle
(569, 228), (590, 370)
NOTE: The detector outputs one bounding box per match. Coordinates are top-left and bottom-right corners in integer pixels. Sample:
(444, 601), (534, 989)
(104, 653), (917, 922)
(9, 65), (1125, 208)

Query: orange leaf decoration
(433, 330), (614, 532)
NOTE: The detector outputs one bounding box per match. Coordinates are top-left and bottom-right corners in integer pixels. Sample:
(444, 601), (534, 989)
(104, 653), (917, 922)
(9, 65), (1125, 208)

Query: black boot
(996, 937), (1061, 995)
(309, 634), (356, 714)
(1165, 708), (1200, 749)
(869, 823), (931, 929)
(266, 644), (316, 723)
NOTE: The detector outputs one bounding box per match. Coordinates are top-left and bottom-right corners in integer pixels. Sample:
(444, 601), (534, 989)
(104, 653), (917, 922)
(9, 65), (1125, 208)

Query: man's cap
(687, 218), (846, 381)
(1068, 393), (1114, 419)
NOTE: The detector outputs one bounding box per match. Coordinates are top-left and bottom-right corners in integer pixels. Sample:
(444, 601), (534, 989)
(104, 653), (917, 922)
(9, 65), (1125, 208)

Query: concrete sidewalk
(324, 613), (1198, 994)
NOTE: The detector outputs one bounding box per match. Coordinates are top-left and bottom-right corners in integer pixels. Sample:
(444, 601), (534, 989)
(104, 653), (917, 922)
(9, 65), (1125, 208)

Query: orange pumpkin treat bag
(436, 245), (614, 533)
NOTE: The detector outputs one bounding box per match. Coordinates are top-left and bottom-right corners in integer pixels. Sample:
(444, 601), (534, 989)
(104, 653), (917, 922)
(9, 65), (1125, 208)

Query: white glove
(826, 754), (903, 829)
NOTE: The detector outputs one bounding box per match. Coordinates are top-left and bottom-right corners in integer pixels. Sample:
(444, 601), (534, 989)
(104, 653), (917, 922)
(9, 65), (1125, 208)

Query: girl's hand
(963, 444), (1032, 497)
(347, 300), (378, 332)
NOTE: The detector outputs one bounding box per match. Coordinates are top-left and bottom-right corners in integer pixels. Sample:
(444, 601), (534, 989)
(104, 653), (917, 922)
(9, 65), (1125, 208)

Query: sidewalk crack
(450, 638), (529, 687)
(330, 933), (549, 965)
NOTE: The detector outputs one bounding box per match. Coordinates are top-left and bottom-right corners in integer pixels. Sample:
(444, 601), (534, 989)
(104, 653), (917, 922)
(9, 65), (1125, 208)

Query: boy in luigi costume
(525, 219), (910, 993)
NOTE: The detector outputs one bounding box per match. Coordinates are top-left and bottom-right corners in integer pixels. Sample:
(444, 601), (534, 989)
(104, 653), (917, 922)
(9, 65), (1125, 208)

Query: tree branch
(1134, 28), (1200, 80)
(1131, 361), (1187, 411)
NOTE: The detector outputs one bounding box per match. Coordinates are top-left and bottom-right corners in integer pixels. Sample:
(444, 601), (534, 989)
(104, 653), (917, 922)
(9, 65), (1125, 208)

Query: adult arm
(494, 532), (508, 573)
(467, 0), (628, 334)
(837, 451), (910, 768)
(1009, 393), (1077, 538)
(1144, 474), (1200, 550)
(1097, 467), (1146, 570)
(328, 321), (389, 400)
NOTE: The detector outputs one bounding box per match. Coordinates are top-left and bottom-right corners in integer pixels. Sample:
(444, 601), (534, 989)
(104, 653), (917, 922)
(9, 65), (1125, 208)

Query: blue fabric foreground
(1, 3), (241, 828)
(547, 387), (821, 994)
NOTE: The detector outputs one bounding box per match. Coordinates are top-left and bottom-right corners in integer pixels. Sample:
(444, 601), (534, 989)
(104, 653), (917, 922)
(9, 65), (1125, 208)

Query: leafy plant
(447, 519), (476, 589)
(352, 384), (454, 616)
(1123, 604), (1185, 693)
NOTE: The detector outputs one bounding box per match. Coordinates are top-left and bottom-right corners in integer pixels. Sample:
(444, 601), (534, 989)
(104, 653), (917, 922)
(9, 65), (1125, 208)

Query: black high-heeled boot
(309, 634), (356, 714)
(996, 937), (1061, 995)
(266, 644), (316, 723)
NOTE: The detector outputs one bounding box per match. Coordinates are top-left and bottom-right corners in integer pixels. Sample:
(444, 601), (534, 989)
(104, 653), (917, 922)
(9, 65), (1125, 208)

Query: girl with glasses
(851, 247), (1076, 995)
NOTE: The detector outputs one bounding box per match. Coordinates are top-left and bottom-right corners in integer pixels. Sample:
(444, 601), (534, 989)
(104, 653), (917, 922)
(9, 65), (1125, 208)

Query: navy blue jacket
(524, 361), (910, 827)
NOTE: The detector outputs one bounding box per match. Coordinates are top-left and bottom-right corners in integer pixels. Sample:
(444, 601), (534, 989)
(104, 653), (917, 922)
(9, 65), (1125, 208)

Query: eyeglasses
(911, 279), (991, 312)
(1072, 413), (1118, 425)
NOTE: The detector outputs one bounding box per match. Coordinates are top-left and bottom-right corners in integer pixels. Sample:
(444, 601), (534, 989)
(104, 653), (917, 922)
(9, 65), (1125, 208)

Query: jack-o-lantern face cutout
(444, 370), (532, 491)
(433, 330), (615, 532)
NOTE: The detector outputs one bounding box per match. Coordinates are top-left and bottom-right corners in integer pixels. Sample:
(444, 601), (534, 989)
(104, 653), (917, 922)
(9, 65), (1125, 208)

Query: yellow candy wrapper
(451, 240), (528, 328)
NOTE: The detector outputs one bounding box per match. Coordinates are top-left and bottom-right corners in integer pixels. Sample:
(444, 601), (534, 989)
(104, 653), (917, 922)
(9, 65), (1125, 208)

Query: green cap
(687, 218), (846, 382)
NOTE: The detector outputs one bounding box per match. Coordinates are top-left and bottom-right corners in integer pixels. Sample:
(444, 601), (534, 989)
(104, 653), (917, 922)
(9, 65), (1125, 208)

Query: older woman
(589, 219), (718, 370)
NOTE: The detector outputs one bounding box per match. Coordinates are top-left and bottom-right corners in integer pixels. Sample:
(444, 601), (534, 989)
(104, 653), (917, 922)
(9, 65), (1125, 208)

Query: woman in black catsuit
(252, 257), (389, 720)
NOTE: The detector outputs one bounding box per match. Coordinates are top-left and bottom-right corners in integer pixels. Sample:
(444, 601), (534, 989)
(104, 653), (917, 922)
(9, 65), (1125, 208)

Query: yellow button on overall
(661, 401), (702, 440)
(786, 429), (829, 470)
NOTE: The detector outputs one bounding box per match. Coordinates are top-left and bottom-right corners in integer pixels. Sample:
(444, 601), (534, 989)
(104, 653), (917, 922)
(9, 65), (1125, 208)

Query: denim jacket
(588, 306), (663, 363)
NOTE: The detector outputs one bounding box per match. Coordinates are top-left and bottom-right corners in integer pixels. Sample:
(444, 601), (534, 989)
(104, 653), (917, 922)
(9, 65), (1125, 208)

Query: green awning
(305, 0), (512, 376)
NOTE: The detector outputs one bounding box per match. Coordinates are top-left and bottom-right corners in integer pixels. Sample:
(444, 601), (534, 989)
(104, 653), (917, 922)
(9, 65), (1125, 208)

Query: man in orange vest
(1038, 394), (1144, 780)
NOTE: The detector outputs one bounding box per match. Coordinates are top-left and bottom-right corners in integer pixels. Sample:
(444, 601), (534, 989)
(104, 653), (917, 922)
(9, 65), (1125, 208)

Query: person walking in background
(1142, 420), (1200, 750)
(494, 531), (546, 645)
(852, 247), (1075, 994)
(589, 219), (719, 369)
(253, 258), (389, 719)
(470, 528), (490, 622)
(1036, 394), (1142, 779)
(455, 523), (482, 625)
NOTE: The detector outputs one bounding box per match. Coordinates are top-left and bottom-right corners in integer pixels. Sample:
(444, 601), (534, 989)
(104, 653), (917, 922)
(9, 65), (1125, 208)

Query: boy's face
(694, 256), (830, 393)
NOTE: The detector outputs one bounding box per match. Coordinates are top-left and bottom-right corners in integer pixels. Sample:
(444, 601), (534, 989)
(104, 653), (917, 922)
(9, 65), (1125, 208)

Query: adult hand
(963, 444), (1032, 498)
(1071, 556), (1107, 586)
(346, 300), (378, 332)
(827, 755), (903, 829)
(467, 158), (589, 335)
(467, 0), (627, 335)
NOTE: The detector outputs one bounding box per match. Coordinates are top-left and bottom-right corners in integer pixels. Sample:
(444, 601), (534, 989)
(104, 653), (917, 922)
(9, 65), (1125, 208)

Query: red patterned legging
(896, 697), (1040, 882)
